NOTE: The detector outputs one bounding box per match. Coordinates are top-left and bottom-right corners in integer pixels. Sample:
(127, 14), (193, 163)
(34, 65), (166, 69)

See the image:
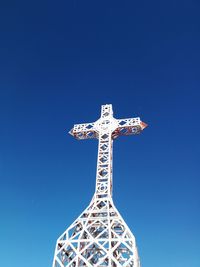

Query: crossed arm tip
(141, 121), (148, 130)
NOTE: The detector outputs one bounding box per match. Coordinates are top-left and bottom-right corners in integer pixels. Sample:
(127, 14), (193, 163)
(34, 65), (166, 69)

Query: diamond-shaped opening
(119, 128), (128, 134)
(119, 120), (126, 126)
(97, 201), (106, 209)
(77, 132), (83, 137)
(102, 134), (108, 139)
(86, 124), (93, 129)
(99, 169), (108, 177)
(87, 131), (95, 138)
(101, 144), (108, 151)
(113, 243), (132, 264)
(100, 156), (107, 163)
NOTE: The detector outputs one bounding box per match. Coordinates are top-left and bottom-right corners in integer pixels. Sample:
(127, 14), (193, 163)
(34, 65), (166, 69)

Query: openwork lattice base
(53, 197), (140, 267)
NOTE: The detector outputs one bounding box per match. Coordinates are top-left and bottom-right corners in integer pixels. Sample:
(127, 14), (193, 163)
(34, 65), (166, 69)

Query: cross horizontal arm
(112, 117), (147, 139)
(69, 122), (98, 140)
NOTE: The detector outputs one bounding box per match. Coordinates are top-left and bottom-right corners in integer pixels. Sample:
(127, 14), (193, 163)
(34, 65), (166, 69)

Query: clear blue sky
(0, 0), (200, 267)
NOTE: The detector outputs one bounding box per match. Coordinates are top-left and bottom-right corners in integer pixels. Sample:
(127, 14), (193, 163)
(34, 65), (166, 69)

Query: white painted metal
(52, 104), (147, 267)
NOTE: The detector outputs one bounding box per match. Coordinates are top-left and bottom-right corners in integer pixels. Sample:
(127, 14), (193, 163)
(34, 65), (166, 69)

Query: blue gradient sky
(0, 1), (200, 267)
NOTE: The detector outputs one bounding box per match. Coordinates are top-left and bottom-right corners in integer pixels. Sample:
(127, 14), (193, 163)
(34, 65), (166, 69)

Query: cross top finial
(69, 104), (147, 140)
(101, 104), (113, 118)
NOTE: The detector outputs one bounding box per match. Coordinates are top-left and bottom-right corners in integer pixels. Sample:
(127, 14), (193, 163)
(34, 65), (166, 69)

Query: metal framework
(52, 104), (147, 267)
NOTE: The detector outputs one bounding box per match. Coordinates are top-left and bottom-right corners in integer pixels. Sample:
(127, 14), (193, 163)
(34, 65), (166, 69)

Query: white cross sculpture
(52, 104), (147, 267)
